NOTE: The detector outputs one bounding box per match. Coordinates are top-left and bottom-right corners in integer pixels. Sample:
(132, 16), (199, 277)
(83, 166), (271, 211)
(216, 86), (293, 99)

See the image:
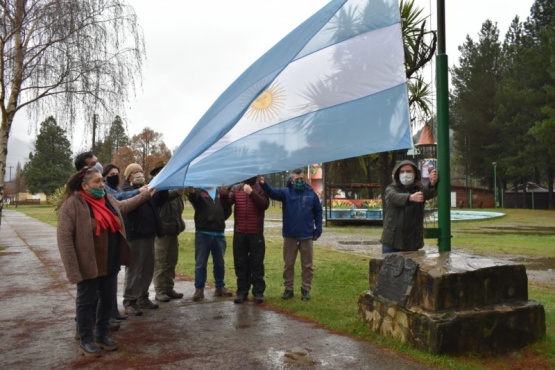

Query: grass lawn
(8, 204), (555, 369)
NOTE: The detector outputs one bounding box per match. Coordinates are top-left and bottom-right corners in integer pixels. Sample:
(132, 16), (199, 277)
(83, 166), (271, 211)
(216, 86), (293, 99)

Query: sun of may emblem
(246, 82), (285, 122)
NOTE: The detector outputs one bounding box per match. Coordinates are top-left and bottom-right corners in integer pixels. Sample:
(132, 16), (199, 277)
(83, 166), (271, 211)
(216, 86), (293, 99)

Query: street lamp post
(492, 162), (497, 208)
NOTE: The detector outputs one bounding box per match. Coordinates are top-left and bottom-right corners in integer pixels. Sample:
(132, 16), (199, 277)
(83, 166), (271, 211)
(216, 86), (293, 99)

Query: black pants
(233, 232), (266, 297)
(76, 273), (117, 344)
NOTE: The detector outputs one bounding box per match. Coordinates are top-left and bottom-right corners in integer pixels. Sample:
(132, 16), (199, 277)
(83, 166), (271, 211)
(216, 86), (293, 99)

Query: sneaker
(155, 293), (171, 302)
(233, 295), (247, 304)
(254, 295), (264, 304)
(282, 289), (294, 300)
(124, 303), (143, 316)
(79, 342), (102, 357)
(138, 299), (159, 309)
(301, 288), (311, 301)
(167, 290), (184, 299)
(95, 336), (119, 351)
(214, 287), (233, 297)
(192, 288), (204, 302)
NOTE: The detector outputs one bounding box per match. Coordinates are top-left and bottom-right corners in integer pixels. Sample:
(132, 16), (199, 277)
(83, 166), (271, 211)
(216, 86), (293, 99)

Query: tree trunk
(0, 1), (26, 225)
(548, 166), (554, 210)
(0, 114), (17, 226)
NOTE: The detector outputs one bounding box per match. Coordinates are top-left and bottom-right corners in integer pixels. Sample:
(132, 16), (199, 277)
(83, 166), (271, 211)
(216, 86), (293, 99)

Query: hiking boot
(192, 288), (204, 302)
(167, 290), (184, 299)
(301, 288), (311, 301)
(214, 287), (233, 297)
(109, 321), (120, 332)
(124, 303), (143, 316)
(79, 342), (102, 357)
(254, 294), (264, 304)
(282, 289), (294, 300)
(95, 336), (119, 351)
(138, 298), (159, 309)
(155, 293), (171, 302)
(233, 295), (247, 304)
(114, 311), (128, 320)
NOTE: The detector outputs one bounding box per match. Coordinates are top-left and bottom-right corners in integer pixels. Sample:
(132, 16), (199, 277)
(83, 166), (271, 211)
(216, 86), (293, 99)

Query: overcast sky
(7, 0), (535, 170)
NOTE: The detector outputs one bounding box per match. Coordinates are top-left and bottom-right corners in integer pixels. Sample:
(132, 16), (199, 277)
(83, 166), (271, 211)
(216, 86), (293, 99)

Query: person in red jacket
(221, 177), (269, 304)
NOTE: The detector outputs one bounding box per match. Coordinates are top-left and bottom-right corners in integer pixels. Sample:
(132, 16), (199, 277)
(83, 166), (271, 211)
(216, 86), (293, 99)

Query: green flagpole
(436, 0), (451, 252)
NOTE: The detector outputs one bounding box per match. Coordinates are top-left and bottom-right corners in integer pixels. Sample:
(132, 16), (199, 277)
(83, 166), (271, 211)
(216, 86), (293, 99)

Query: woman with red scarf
(57, 167), (154, 357)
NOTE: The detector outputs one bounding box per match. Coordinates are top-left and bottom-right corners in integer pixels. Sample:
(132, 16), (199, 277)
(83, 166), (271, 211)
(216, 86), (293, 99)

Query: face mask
(94, 162), (103, 174)
(106, 174), (120, 189)
(131, 173), (145, 186)
(293, 178), (305, 191)
(90, 188), (105, 199)
(399, 172), (415, 186)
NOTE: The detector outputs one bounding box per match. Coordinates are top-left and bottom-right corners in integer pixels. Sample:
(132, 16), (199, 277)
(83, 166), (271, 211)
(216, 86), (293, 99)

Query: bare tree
(0, 0), (145, 222)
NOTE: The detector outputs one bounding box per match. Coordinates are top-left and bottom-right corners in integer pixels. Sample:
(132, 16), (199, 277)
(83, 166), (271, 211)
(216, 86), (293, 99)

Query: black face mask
(106, 174), (120, 189)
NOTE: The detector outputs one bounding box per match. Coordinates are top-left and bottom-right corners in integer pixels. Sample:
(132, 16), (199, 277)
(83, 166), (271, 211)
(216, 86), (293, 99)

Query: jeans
(194, 232), (227, 289)
(381, 244), (402, 254)
(283, 237), (313, 291)
(233, 232), (266, 297)
(76, 273), (117, 344)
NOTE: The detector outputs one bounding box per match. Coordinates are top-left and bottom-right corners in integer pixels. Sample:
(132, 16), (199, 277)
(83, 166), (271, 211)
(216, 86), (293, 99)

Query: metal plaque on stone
(373, 254), (419, 306)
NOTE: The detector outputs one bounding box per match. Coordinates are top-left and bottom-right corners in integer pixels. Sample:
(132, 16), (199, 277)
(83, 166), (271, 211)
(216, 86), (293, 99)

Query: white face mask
(399, 172), (414, 186)
(132, 173), (145, 186)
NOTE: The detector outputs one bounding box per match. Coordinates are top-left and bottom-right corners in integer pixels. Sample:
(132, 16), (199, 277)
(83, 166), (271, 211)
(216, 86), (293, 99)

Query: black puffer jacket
(121, 180), (164, 240)
(379, 160), (437, 251)
(187, 188), (231, 232)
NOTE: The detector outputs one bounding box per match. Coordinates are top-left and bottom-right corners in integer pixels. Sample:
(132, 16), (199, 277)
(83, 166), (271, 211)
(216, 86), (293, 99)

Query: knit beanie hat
(124, 163), (143, 180)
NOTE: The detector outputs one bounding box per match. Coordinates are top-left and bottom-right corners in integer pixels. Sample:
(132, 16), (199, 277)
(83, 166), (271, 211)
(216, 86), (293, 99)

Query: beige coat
(57, 190), (150, 284)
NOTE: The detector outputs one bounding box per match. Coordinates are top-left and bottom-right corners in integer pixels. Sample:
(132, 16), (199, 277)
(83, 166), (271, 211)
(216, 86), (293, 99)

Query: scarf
(80, 190), (121, 236)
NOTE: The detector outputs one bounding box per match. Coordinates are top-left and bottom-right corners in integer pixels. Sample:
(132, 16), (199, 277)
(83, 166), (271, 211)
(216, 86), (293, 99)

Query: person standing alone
(380, 160), (438, 254)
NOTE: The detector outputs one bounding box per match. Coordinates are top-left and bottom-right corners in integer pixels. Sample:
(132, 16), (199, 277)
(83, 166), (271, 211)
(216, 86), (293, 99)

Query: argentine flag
(151, 0), (411, 189)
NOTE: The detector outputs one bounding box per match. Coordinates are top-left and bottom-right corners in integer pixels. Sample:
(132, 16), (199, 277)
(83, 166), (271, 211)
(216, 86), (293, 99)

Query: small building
(451, 185), (495, 209)
(2, 180), (46, 206)
(505, 182), (549, 209)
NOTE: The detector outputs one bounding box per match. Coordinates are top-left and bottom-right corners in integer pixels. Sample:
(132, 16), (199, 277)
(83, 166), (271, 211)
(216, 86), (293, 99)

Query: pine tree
(96, 116), (130, 165)
(22, 117), (74, 196)
(450, 20), (502, 182)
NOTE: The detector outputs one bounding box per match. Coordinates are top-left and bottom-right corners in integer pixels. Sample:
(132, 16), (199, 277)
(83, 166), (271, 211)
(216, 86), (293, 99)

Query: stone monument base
(358, 251), (546, 355)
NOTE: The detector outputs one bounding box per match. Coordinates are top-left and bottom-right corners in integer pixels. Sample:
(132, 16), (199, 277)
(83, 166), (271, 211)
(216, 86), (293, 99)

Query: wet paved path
(0, 210), (434, 369)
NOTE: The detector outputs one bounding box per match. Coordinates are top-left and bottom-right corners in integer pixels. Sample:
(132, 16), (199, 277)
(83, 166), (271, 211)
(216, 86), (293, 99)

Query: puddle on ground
(338, 240), (377, 245)
(508, 256), (555, 271)
(459, 226), (555, 236)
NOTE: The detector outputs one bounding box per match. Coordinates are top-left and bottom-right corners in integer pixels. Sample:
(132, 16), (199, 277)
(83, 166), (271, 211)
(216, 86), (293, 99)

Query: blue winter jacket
(260, 180), (322, 240)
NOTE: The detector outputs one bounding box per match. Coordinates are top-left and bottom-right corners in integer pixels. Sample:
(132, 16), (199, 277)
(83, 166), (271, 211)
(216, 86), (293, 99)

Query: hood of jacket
(392, 160), (421, 186)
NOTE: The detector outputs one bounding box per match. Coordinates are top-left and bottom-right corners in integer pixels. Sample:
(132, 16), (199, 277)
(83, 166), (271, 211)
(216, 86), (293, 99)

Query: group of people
(183, 168), (324, 303)
(57, 153), (187, 357)
(56, 152), (436, 358)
